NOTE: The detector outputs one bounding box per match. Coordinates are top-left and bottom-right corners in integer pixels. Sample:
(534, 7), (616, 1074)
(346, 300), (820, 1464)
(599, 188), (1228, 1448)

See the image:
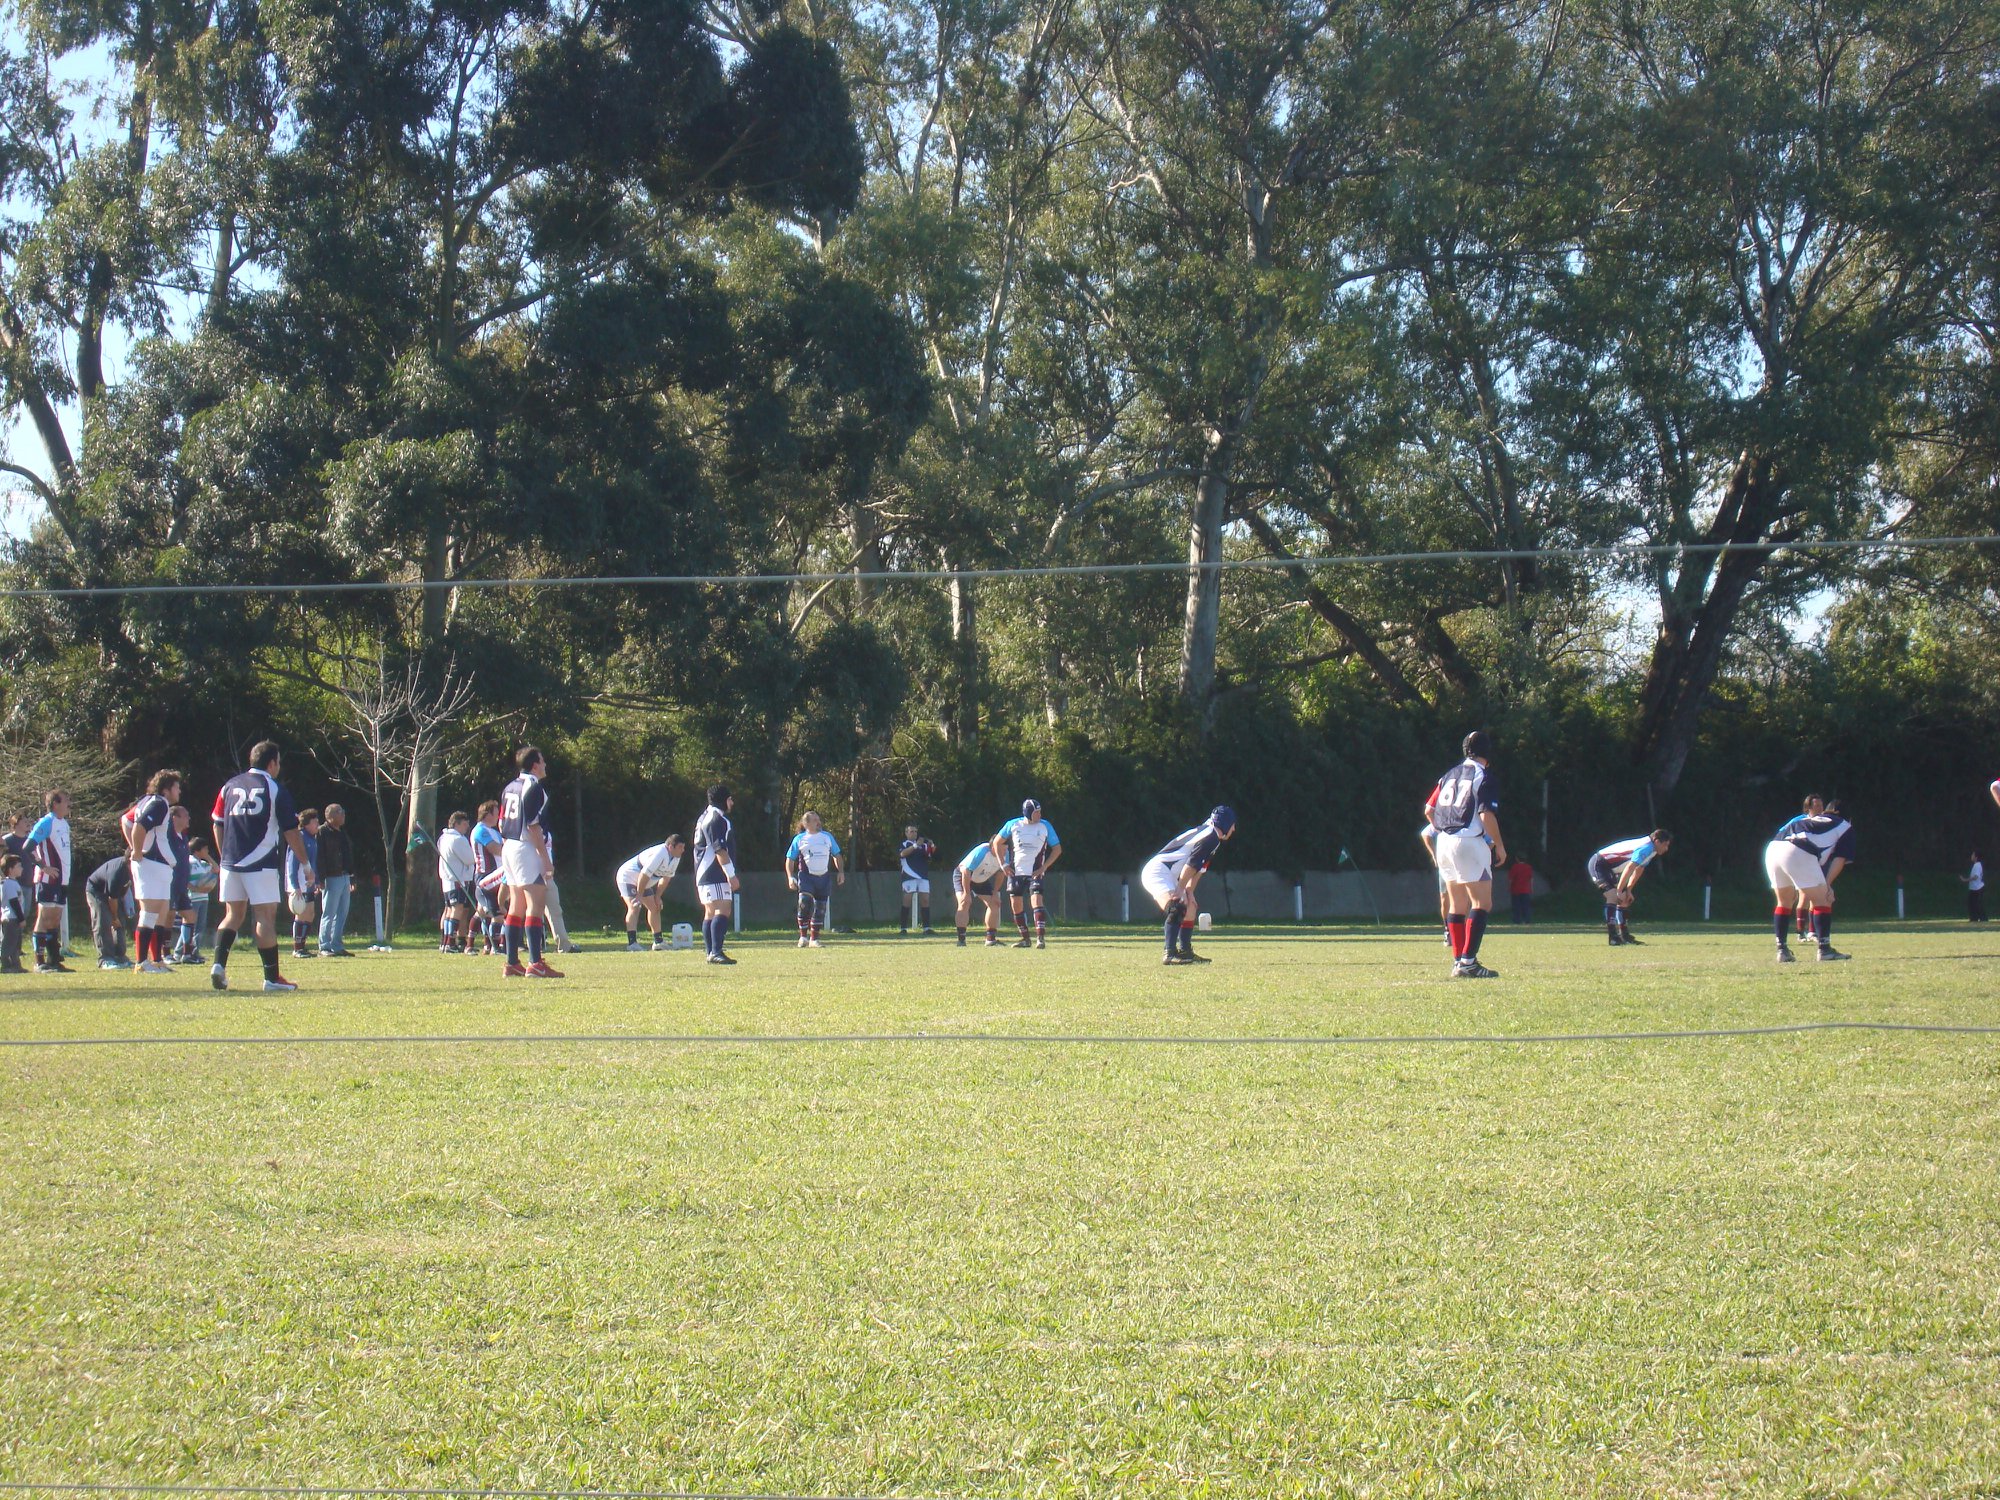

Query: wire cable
(2, 534), (1994, 601)
(3, 1020), (1995, 1050)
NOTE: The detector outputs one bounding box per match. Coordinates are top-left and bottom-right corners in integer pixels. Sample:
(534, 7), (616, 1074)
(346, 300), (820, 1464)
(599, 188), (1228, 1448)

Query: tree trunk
(1176, 458), (1233, 715)
(401, 746), (440, 928)
(949, 572), (979, 744)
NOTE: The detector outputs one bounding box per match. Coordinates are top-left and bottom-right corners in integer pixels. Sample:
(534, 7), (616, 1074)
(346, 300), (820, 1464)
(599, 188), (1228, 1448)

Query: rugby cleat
(501, 962), (528, 978)
(1775, 946), (1797, 964)
(138, 960), (171, 974)
(807, 938), (824, 949)
(706, 952), (737, 965)
(210, 963), (227, 990)
(1179, 950), (1212, 964)
(1462, 962), (1499, 978)
(984, 936), (1001, 947)
(262, 976), (297, 992)
(1013, 937), (1033, 949)
(1163, 952), (1190, 965)
(626, 941), (642, 953)
(1034, 936), (1047, 949)
(525, 961), (564, 978)
(1815, 946), (1850, 961)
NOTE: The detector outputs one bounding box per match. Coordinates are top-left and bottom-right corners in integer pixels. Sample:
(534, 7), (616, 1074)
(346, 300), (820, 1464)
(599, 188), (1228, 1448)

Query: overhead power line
(0, 534), (1993, 602)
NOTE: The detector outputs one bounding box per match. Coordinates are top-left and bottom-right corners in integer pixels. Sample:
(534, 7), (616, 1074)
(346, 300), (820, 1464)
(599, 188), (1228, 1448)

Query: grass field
(3, 920), (1997, 1498)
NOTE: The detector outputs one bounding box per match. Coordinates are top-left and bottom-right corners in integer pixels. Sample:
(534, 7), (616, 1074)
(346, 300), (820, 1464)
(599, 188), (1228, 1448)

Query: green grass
(3, 921), (1998, 1498)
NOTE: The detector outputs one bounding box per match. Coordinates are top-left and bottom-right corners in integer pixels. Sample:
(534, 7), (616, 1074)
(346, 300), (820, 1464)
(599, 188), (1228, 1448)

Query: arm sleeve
(828, 836), (842, 859)
(785, 835), (803, 862)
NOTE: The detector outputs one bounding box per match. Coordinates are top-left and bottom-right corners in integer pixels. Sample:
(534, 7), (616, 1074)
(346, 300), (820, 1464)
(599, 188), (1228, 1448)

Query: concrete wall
(716, 867), (1547, 925)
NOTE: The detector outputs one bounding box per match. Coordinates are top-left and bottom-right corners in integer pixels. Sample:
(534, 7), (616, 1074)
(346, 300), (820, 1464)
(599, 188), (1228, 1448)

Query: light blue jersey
(786, 829), (842, 877)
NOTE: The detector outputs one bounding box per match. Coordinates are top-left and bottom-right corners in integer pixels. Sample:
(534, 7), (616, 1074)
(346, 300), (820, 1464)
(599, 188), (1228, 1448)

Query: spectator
(3, 810), (29, 864)
(1963, 853), (1987, 924)
(1, 852), (25, 972)
(83, 855), (134, 970)
(1508, 857), (1536, 924)
(286, 809), (321, 959)
(541, 828), (582, 955)
(316, 803), (354, 956)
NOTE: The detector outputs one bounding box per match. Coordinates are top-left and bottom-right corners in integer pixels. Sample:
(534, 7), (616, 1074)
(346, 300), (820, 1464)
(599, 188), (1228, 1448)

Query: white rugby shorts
(901, 876), (930, 895)
(501, 838), (546, 889)
(1764, 840), (1825, 892)
(1434, 830), (1493, 885)
(130, 859), (175, 902)
(616, 876), (649, 904)
(1140, 858), (1180, 911)
(697, 881), (734, 905)
(219, 867), (281, 907)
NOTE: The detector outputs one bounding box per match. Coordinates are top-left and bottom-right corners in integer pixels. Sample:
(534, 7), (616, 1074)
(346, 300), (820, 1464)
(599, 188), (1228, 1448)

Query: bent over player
(952, 838), (1007, 946)
(1765, 804), (1855, 962)
(616, 836), (685, 950)
(1426, 731), (1506, 979)
(1588, 830), (1672, 946)
(1141, 806), (1237, 965)
(993, 799), (1061, 948)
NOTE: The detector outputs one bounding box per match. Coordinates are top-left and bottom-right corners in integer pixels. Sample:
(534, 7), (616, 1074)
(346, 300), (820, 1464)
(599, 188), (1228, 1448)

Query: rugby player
(993, 799), (1062, 948)
(210, 741), (313, 991)
(123, 770), (183, 973)
(25, 790), (73, 973)
(897, 826), (937, 935)
(435, 811), (477, 953)
(616, 835), (685, 950)
(1141, 806), (1237, 964)
(952, 838), (1007, 946)
(1765, 801), (1855, 962)
(498, 746), (562, 978)
(694, 784), (741, 965)
(785, 811), (844, 948)
(1425, 731), (1506, 979)
(471, 801), (504, 954)
(1587, 830), (1672, 945)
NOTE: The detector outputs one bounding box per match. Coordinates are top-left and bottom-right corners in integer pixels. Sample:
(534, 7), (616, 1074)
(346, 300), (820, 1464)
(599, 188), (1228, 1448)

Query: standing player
(1765, 802), (1854, 962)
(1587, 830), (1673, 945)
(993, 799), (1062, 948)
(210, 740), (313, 991)
(952, 838), (1007, 946)
(26, 790), (74, 974)
(897, 825), (938, 935)
(498, 746), (562, 978)
(124, 770), (184, 973)
(471, 801), (504, 954)
(166, 804), (205, 962)
(1140, 806), (1237, 964)
(435, 811), (477, 953)
(785, 811), (845, 948)
(616, 835), (685, 950)
(1425, 731), (1506, 979)
(694, 784), (740, 965)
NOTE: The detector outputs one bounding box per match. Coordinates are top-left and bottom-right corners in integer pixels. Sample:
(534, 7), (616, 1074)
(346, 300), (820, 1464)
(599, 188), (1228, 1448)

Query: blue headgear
(1210, 805), (1237, 834)
(1022, 798), (1041, 816)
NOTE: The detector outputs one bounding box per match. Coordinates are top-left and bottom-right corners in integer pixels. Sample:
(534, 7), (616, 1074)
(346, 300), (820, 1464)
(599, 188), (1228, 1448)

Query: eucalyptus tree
(1556, 0), (1998, 794)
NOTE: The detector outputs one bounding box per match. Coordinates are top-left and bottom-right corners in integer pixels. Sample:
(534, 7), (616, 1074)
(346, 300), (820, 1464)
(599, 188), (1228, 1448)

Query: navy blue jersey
(127, 793), (175, 865)
(1428, 760), (1498, 835)
(1149, 822), (1223, 877)
(500, 773), (550, 841)
(694, 806), (737, 885)
(1776, 814), (1856, 870)
(166, 824), (191, 877)
(211, 770), (297, 872)
(898, 838), (936, 881)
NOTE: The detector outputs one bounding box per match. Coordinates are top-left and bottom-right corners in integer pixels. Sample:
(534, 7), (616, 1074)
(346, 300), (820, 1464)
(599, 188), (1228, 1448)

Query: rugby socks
(1032, 905), (1047, 941)
(215, 928), (236, 968)
(626, 923), (639, 946)
(177, 920), (196, 955)
(1179, 916), (1196, 955)
(259, 945), (280, 982)
(1014, 907), (1030, 941)
(1466, 908), (1488, 960)
(527, 918), (544, 965)
(1445, 914), (1468, 959)
(503, 915), (522, 966)
(1773, 907), (1791, 946)
(919, 900), (932, 931)
(796, 900), (811, 942)
(1163, 899), (1184, 956)
(1812, 906), (1833, 948)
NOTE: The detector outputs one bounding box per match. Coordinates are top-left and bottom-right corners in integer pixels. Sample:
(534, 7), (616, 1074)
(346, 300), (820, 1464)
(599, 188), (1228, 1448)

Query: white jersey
(436, 827), (476, 886)
(619, 843), (681, 888)
(996, 815), (1059, 876)
(956, 842), (1003, 884)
